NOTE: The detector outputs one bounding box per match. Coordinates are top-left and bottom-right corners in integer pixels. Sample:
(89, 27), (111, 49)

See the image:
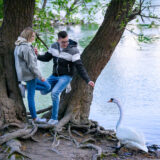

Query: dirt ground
(1, 129), (160, 160)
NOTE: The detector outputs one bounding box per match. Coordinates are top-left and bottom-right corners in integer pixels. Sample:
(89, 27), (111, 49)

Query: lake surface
(25, 0), (160, 145)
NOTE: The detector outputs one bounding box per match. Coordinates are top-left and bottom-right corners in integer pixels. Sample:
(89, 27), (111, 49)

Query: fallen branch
(27, 106), (52, 115)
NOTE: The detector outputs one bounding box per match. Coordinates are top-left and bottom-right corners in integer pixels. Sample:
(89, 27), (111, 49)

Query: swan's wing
(125, 141), (148, 152)
(116, 127), (146, 145)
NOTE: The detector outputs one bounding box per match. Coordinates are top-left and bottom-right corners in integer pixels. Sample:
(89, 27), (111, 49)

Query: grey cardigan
(14, 37), (42, 82)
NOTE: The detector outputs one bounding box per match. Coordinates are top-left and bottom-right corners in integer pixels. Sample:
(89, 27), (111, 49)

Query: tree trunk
(58, 0), (136, 127)
(0, 0), (35, 127)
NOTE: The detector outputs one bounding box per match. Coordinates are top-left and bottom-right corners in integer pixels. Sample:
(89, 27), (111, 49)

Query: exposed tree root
(5, 139), (31, 159)
(67, 124), (104, 160)
(1, 118), (158, 160)
(79, 143), (103, 160)
(0, 125), (32, 145)
(0, 123), (24, 131)
(22, 121), (38, 139)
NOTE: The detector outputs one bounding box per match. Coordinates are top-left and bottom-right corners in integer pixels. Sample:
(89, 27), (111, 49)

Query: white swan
(108, 98), (148, 152)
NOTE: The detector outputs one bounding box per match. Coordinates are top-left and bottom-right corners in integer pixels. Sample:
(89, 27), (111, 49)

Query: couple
(14, 27), (94, 125)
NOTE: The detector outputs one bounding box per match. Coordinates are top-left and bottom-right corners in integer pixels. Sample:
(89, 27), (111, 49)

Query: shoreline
(0, 128), (160, 160)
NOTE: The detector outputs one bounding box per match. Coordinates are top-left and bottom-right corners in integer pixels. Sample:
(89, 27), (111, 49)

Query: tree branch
(42, 0), (47, 9)
(36, 33), (49, 49)
(128, 0), (160, 21)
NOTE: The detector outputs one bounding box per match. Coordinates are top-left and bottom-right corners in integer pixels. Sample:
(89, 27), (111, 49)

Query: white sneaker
(48, 119), (58, 125)
(34, 118), (47, 123)
(18, 84), (25, 98)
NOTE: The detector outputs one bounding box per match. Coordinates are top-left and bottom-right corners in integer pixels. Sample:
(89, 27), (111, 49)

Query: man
(38, 31), (94, 125)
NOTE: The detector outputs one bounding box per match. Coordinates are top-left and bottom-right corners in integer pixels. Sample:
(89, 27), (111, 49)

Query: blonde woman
(14, 27), (51, 123)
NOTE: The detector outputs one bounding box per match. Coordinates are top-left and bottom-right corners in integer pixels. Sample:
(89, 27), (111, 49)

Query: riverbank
(0, 128), (159, 160)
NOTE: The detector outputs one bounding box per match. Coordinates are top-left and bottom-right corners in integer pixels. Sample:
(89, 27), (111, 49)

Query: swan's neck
(115, 101), (123, 130)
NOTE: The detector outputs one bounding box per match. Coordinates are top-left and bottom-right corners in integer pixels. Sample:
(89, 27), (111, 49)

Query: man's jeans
(26, 78), (51, 119)
(41, 75), (72, 120)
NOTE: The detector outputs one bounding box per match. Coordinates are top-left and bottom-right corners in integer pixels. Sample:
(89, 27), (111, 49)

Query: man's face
(58, 36), (69, 49)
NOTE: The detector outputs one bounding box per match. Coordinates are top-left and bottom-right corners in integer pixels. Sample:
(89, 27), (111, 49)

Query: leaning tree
(0, 0), (35, 127)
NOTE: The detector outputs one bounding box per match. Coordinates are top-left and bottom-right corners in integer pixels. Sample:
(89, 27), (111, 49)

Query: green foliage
(33, 0), (107, 49)
(0, 0), (3, 19)
(32, 0), (160, 49)
(138, 34), (152, 43)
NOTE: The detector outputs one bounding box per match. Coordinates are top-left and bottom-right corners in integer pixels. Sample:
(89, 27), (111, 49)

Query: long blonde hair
(20, 27), (35, 41)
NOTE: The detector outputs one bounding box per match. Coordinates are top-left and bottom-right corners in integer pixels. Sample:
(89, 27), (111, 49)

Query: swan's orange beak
(108, 99), (112, 103)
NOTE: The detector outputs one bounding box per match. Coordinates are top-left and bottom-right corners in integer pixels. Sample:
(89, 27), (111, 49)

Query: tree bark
(58, 0), (136, 126)
(0, 0), (35, 127)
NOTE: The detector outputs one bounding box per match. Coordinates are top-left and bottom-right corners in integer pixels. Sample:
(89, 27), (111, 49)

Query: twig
(140, 14), (160, 20)
(36, 33), (49, 49)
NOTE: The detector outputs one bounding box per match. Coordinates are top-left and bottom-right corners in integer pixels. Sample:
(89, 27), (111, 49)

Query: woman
(14, 27), (51, 123)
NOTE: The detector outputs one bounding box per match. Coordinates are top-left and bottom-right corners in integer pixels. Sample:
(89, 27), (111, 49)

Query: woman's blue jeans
(26, 78), (51, 119)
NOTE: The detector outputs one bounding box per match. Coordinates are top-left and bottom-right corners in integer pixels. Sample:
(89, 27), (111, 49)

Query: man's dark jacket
(37, 39), (90, 83)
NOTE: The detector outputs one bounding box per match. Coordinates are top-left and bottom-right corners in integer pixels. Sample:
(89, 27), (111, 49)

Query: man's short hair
(58, 31), (68, 39)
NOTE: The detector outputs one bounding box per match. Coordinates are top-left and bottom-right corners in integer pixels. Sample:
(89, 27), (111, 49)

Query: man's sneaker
(34, 117), (47, 123)
(18, 84), (26, 98)
(48, 119), (58, 125)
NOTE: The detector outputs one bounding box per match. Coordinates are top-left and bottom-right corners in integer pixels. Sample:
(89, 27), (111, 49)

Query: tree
(0, 0), (3, 19)
(56, 0), (138, 128)
(0, 0), (35, 127)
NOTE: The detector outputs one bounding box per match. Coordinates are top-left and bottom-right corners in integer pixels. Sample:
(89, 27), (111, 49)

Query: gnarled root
(5, 139), (31, 159)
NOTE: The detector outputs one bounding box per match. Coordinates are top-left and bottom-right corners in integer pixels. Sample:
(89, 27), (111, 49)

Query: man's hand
(41, 77), (45, 82)
(88, 81), (95, 88)
(34, 48), (38, 55)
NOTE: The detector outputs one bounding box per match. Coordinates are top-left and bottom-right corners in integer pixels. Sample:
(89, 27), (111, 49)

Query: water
(90, 25), (160, 145)
(25, 0), (160, 145)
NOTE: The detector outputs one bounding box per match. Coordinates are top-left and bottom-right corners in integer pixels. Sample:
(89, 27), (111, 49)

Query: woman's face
(28, 32), (36, 43)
